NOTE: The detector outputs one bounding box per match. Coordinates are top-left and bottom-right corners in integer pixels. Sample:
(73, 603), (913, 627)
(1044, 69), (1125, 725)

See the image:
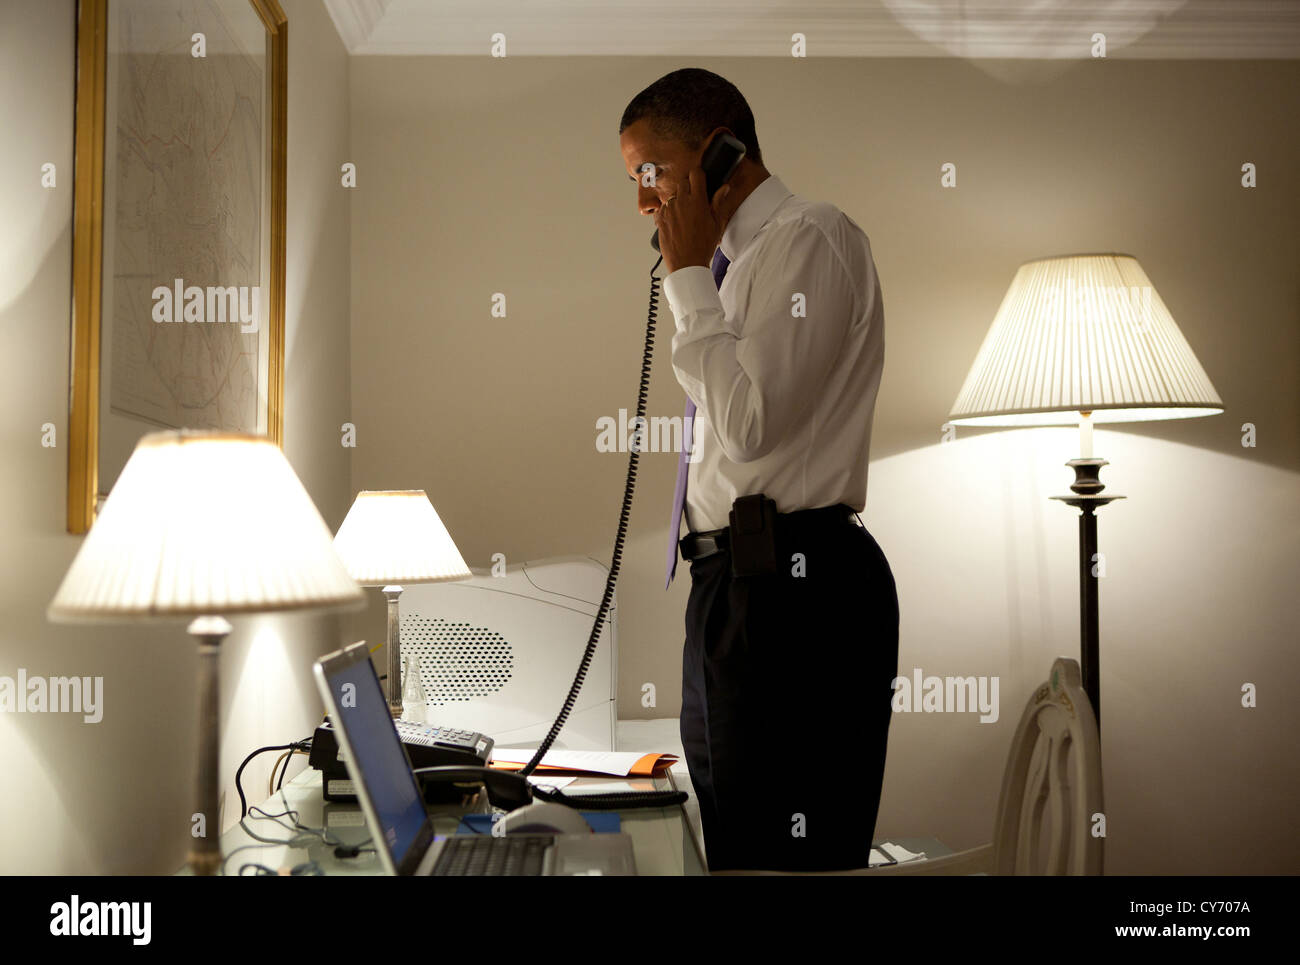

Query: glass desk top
(205, 766), (707, 876)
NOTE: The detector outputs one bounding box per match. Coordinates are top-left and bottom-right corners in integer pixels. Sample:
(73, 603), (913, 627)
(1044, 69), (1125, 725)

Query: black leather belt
(679, 502), (859, 562)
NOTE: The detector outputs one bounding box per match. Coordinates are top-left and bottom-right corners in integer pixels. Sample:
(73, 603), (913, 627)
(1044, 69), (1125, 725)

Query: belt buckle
(681, 531), (721, 561)
(698, 533), (720, 557)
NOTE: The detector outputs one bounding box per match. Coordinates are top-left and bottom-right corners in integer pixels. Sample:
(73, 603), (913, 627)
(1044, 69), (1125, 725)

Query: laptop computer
(312, 640), (637, 875)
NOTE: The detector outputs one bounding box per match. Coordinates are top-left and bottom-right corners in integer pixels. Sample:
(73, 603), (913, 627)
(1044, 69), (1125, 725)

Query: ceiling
(322, 0), (1300, 58)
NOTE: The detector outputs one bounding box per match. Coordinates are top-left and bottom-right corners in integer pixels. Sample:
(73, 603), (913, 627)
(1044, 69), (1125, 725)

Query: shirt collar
(719, 173), (793, 264)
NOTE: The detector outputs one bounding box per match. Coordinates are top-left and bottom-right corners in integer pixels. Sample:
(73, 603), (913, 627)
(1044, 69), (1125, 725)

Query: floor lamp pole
(1051, 450), (1123, 732)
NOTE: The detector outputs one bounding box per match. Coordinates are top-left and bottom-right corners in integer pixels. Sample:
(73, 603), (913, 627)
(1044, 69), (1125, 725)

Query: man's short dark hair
(619, 68), (763, 166)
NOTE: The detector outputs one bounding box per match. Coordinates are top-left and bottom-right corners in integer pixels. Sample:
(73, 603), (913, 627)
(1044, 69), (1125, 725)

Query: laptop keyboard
(432, 834), (551, 876)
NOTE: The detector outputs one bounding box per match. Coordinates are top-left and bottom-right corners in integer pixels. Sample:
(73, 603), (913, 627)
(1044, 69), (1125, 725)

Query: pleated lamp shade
(332, 490), (471, 587)
(47, 431), (365, 621)
(948, 254), (1224, 426)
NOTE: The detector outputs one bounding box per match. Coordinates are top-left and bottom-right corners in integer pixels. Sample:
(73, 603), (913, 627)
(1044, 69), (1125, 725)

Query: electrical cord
(516, 258), (684, 811)
(220, 792), (375, 875)
(235, 737), (313, 820)
(248, 803), (340, 845)
(267, 752), (288, 796)
(268, 749), (305, 795)
(219, 816), (312, 876)
(276, 748), (307, 793)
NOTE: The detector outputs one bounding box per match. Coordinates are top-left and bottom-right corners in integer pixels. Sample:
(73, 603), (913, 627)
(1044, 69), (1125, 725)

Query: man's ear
(700, 126), (733, 157)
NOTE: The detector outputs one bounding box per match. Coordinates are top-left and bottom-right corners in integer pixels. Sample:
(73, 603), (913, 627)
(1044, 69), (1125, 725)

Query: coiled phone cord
(520, 257), (686, 811)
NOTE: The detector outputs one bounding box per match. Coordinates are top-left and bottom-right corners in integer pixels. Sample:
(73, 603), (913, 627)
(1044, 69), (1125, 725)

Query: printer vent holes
(400, 616), (514, 706)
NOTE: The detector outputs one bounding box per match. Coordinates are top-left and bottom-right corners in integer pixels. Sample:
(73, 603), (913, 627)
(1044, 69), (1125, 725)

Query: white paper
(561, 781), (642, 795)
(877, 842), (928, 863)
(525, 775), (577, 789)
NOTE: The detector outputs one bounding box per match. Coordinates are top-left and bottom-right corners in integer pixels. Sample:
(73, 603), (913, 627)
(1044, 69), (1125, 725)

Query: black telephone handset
(650, 132), (747, 252)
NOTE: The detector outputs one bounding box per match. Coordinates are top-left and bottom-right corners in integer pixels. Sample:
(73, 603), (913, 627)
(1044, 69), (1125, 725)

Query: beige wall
(0, 0), (352, 873)
(349, 56), (1299, 874)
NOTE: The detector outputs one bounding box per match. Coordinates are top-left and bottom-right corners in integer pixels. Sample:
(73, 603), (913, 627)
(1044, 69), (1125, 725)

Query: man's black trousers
(679, 508), (899, 872)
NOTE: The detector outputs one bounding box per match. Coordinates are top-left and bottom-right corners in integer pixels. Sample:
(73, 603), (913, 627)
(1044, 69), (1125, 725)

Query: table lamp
(331, 490), (471, 718)
(47, 430), (365, 875)
(947, 253), (1223, 729)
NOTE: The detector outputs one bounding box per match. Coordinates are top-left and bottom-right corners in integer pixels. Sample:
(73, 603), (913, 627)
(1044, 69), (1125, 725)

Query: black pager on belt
(729, 493), (779, 578)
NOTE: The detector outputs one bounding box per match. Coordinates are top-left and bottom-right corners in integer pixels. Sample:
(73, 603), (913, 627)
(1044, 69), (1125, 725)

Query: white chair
(714, 656), (1104, 876)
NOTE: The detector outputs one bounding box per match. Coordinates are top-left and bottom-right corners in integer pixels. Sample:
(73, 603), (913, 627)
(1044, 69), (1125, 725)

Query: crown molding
(320, 0), (1300, 58)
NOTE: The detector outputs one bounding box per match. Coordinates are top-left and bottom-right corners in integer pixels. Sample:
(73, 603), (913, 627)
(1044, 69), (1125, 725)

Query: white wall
(866, 427), (1299, 873)
(0, 0), (352, 873)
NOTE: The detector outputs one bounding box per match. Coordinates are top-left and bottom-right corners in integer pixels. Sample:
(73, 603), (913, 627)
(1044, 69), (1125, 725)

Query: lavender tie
(666, 247), (731, 588)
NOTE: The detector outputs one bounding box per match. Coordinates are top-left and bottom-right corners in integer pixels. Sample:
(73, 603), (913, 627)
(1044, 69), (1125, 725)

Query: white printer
(396, 555), (617, 751)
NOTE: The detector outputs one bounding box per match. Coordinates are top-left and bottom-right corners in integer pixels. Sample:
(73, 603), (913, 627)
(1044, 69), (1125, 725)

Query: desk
(206, 766), (707, 876)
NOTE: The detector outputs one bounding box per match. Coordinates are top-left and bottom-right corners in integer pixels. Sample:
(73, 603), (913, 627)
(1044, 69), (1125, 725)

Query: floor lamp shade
(948, 253), (1223, 426)
(48, 431), (364, 621)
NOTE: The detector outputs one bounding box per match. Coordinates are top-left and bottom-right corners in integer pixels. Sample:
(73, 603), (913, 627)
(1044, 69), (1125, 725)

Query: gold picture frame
(68, 0), (287, 533)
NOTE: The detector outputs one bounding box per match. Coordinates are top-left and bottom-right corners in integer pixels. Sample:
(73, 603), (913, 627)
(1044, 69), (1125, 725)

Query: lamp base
(187, 615), (231, 876)
(186, 849), (223, 877)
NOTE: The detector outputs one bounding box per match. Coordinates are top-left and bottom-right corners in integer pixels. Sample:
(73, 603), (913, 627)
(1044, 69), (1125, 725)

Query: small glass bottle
(401, 651), (427, 724)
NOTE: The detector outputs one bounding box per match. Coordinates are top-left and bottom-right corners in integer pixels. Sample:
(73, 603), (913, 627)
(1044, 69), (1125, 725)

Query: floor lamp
(47, 431), (364, 874)
(947, 254), (1224, 730)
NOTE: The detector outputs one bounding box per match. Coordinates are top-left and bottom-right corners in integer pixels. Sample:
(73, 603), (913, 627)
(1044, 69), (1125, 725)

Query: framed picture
(67, 0), (287, 533)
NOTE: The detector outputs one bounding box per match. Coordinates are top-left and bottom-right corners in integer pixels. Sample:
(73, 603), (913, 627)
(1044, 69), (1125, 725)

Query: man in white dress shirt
(619, 68), (899, 872)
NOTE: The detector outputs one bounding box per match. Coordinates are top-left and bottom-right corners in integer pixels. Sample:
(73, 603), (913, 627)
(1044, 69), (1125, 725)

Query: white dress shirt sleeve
(664, 218), (859, 464)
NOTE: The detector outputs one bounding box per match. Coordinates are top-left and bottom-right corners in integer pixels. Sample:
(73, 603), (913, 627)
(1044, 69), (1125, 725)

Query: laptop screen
(317, 644), (429, 871)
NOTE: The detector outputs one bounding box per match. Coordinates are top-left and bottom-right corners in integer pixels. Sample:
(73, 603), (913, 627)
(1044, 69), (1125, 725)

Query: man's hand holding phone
(655, 166), (734, 275)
